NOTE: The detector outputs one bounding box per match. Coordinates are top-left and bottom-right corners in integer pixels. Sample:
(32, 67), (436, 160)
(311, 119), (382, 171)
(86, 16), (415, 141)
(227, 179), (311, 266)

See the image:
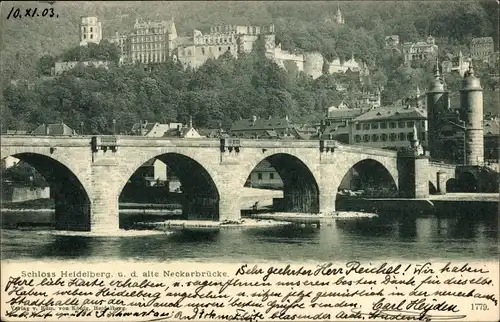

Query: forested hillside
(1, 1), (498, 133)
(1, 1), (497, 80)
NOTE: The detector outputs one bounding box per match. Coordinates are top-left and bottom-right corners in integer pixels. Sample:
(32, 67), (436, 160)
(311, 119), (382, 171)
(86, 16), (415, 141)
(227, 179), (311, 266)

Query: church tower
(334, 4), (345, 25)
(426, 58), (449, 159)
(460, 62), (484, 166)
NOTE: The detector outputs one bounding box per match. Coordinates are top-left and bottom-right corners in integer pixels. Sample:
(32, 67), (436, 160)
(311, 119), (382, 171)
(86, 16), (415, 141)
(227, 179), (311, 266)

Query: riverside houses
(350, 106), (428, 149)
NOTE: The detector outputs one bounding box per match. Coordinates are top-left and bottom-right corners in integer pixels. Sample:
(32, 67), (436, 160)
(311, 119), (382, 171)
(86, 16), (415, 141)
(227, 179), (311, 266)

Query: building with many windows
(470, 37), (494, 62)
(175, 24), (275, 69)
(128, 19), (177, 64)
(350, 106), (428, 149)
(402, 36), (438, 65)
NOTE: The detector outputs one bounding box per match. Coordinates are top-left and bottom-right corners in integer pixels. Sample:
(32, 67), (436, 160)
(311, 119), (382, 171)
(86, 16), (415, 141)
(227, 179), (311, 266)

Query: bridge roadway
(1, 135), (456, 233)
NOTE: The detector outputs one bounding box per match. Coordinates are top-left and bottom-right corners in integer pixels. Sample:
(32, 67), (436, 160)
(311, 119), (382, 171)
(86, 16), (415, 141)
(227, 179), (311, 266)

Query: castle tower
(79, 16), (102, 46)
(460, 62), (484, 166)
(426, 57), (449, 160)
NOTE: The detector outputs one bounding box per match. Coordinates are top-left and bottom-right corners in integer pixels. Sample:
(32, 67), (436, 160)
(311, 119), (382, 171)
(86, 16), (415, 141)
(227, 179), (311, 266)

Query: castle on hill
(76, 8), (364, 80)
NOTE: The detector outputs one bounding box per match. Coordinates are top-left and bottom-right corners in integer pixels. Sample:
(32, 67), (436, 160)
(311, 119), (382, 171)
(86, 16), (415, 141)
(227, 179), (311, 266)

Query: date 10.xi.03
(6, 7), (58, 20)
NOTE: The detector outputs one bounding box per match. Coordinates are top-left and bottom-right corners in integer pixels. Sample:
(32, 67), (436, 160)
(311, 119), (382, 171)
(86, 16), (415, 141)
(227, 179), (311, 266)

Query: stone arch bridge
(2, 135), (454, 233)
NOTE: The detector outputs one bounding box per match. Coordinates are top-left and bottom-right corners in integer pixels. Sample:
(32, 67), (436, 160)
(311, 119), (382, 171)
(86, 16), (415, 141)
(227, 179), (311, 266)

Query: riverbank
(336, 193), (499, 217)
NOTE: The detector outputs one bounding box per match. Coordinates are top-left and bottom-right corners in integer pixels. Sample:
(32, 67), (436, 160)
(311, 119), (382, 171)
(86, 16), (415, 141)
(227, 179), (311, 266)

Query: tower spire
(434, 55), (440, 78)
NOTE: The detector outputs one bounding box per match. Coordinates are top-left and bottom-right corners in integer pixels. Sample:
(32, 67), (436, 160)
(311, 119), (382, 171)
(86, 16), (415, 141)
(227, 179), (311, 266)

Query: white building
(80, 16), (102, 46)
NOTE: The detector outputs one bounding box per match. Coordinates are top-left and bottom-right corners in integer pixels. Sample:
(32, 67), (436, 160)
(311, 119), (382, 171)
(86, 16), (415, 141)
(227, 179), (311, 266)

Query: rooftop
(353, 106), (427, 122)
(471, 37), (494, 44)
(31, 123), (76, 136)
(230, 117), (293, 132)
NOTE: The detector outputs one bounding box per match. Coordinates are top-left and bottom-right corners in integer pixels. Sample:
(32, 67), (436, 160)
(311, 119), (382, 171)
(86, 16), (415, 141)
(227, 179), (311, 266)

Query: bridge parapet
(1, 135), (91, 147)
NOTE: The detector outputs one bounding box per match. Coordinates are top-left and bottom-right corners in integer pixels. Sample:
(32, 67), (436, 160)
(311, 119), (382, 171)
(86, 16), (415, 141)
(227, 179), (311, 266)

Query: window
(363, 134), (370, 142)
(398, 121), (405, 128)
(219, 47), (222, 52)
(380, 122), (387, 129)
(363, 123), (370, 130)
(90, 34), (93, 39)
(390, 133), (397, 141)
(399, 133), (406, 141)
(408, 132), (414, 140)
(201, 48), (205, 55)
(371, 123), (379, 129)
(90, 27), (93, 32)
(372, 134), (379, 142)
(420, 132), (426, 141)
(227, 46), (231, 51)
(407, 121), (414, 127)
(270, 173), (274, 180)
(258, 173), (262, 180)
(381, 133), (388, 141)
(354, 135), (361, 142)
(390, 122), (396, 129)
(355, 124), (361, 130)
(83, 27), (86, 33)
(83, 34), (86, 39)
(421, 121), (425, 127)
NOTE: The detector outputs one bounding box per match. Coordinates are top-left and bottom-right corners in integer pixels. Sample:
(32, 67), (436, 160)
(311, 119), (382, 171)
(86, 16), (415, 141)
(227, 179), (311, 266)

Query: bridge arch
(241, 152), (320, 213)
(117, 150), (221, 221)
(1, 152), (91, 231)
(337, 158), (398, 197)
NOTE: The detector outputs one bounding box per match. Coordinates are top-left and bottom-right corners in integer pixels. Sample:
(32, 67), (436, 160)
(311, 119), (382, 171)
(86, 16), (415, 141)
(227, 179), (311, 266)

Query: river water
(1, 210), (498, 262)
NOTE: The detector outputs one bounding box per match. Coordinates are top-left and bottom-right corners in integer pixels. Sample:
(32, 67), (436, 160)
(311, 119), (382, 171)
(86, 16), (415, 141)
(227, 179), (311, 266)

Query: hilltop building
(108, 32), (128, 64)
(441, 51), (470, 77)
(80, 14), (367, 79)
(128, 19), (177, 64)
(402, 36), (438, 65)
(79, 16), (102, 46)
(175, 24), (275, 69)
(470, 37), (494, 62)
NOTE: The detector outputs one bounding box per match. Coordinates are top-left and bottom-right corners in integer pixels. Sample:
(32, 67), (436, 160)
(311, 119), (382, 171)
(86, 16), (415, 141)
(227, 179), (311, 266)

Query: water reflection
(1, 210), (498, 261)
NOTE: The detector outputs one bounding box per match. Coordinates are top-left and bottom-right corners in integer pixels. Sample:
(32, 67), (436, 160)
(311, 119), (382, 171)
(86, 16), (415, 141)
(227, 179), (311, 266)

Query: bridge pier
(89, 161), (120, 233)
(219, 194), (241, 222)
(397, 153), (430, 199)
